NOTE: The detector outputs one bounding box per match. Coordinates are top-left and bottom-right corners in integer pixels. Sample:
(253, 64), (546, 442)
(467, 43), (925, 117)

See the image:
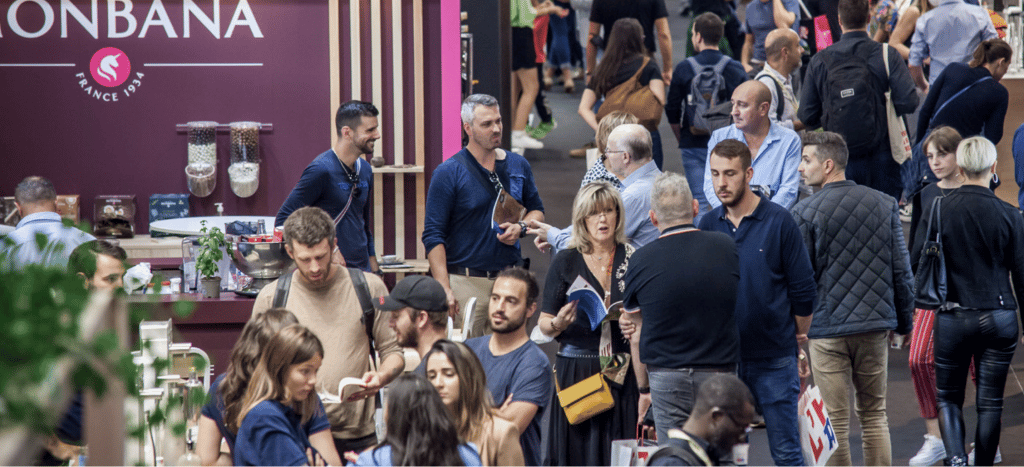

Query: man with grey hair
(619, 171), (742, 443)
(423, 94), (545, 338)
(790, 131), (913, 466)
(529, 123), (661, 252)
(2, 176), (94, 270)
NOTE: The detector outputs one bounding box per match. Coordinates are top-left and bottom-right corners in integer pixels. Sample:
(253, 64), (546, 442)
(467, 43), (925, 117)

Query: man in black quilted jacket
(790, 131), (914, 466)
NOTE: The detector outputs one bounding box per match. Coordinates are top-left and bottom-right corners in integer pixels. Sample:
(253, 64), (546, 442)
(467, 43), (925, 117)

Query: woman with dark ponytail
(903, 39), (1011, 199)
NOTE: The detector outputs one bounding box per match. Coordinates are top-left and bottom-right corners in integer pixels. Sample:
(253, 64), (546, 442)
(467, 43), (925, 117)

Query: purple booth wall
(1, 0), (450, 249)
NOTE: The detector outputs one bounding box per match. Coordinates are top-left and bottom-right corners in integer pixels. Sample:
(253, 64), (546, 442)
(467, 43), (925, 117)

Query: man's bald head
(765, 29), (798, 60)
(608, 123), (653, 163)
(730, 81), (772, 132)
(734, 80), (772, 107)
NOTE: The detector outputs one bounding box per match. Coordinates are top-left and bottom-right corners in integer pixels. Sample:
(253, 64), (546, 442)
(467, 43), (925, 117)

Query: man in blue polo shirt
(699, 139), (816, 466)
(423, 94), (545, 339)
(276, 100), (381, 273)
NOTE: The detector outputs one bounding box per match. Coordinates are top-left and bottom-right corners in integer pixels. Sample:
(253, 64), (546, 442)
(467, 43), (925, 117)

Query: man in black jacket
(798, 0), (918, 201)
(790, 131), (914, 466)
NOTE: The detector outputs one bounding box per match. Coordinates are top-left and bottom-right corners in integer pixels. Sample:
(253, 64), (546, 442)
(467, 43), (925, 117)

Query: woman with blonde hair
(232, 324), (330, 466)
(198, 309), (340, 466)
(536, 181), (638, 465)
(423, 339), (523, 466)
(911, 136), (1024, 466)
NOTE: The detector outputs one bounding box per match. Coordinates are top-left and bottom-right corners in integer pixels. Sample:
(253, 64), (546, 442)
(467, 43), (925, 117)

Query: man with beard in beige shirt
(252, 207), (404, 457)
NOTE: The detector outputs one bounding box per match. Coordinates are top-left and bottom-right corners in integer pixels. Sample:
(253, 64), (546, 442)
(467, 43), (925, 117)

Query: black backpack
(818, 47), (886, 156)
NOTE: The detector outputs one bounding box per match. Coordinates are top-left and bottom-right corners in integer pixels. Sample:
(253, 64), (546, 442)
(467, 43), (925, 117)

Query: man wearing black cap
(375, 275), (451, 375)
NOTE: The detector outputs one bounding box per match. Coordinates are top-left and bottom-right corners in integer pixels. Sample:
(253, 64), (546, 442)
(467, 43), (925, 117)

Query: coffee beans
(230, 121), (260, 163)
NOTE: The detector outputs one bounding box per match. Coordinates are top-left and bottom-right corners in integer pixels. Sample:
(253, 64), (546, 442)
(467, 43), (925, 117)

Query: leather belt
(447, 265), (501, 279)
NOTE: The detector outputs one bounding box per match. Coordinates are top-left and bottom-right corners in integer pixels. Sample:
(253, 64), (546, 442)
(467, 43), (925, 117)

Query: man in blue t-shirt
(275, 101), (381, 273)
(699, 139), (817, 466)
(465, 267), (551, 467)
(423, 94), (545, 339)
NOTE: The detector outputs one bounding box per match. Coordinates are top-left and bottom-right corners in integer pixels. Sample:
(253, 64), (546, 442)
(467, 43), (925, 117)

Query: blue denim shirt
(3, 211), (94, 270)
(422, 148), (544, 271)
(908, 0), (998, 84)
(703, 123), (802, 210)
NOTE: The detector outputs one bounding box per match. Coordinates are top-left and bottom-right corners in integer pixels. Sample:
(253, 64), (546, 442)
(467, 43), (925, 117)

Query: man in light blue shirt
(530, 124), (662, 252)
(2, 176), (94, 270)
(908, 0), (997, 92)
(703, 80), (802, 212)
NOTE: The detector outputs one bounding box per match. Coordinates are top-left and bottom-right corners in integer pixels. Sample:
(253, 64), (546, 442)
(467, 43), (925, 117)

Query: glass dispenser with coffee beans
(228, 121), (260, 198)
(186, 121), (217, 197)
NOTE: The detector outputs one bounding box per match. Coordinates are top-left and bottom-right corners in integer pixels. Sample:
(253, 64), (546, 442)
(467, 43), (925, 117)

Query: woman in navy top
(355, 373), (482, 466)
(198, 309), (340, 466)
(906, 39), (1011, 196)
(232, 324), (331, 466)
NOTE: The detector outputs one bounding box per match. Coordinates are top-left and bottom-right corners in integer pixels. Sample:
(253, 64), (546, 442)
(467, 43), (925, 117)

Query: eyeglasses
(604, 149), (627, 156)
(587, 211), (611, 219)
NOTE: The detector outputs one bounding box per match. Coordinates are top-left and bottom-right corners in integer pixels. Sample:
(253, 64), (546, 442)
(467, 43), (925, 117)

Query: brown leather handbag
(595, 56), (664, 132)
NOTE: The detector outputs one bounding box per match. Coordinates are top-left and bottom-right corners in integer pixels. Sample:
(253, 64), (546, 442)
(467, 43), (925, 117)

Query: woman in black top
(904, 40), (1011, 197)
(578, 18), (666, 169)
(538, 181), (638, 465)
(911, 137), (1024, 467)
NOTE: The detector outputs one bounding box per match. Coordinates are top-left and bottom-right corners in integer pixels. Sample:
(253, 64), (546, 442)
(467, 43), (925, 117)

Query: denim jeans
(651, 129), (664, 171)
(809, 332), (892, 466)
(680, 147), (709, 223)
(648, 366), (730, 443)
(739, 356), (804, 466)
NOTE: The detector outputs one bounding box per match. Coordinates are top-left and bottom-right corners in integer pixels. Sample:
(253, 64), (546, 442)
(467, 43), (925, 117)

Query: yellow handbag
(554, 366), (615, 425)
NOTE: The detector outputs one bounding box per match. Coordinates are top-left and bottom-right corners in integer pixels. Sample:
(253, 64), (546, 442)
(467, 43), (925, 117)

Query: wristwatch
(638, 386), (651, 395)
(518, 221), (529, 238)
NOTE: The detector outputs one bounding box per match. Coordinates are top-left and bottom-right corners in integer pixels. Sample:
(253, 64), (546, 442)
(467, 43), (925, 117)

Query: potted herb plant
(196, 220), (231, 299)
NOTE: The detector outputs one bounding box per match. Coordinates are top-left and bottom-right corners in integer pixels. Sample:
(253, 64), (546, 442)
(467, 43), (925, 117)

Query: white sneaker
(909, 434), (946, 466)
(967, 443), (1001, 465)
(512, 130), (544, 149)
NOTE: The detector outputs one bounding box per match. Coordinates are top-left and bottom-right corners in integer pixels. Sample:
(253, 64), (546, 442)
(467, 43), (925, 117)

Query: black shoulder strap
(454, 150), (497, 195)
(348, 267), (376, 350)
(272, 271), (294, 308)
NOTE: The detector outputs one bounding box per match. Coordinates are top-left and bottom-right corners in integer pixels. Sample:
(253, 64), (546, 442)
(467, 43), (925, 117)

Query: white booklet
(318, 377), (368, 404)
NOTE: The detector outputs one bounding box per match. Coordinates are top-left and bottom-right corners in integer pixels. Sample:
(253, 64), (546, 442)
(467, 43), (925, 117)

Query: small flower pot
(200, 276), (221, 299)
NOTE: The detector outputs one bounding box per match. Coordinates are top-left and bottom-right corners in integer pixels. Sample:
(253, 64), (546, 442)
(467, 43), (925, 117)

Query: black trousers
(934, 307), (1018, 466)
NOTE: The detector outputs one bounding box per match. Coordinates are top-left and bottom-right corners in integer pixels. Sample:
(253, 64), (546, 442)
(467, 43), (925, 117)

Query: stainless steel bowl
(230, 241), (294, 280)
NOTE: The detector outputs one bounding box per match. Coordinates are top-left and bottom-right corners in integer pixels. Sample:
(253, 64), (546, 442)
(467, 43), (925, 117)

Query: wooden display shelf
(372, 164), (424, 174)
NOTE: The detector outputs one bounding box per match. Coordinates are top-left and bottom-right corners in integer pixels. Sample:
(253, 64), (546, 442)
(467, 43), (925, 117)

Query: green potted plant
(196, 220), (231, 299)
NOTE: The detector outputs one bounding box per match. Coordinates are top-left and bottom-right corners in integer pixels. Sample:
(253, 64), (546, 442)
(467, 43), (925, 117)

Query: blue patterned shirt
(703, 123), (802, 210)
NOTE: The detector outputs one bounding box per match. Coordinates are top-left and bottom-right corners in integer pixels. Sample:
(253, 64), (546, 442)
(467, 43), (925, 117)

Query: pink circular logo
(89, 47), (131, 87)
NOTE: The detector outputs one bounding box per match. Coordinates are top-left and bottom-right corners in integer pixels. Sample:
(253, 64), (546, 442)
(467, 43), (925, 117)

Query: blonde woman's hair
(568, 182), (627, 254)
(956, 136), (997, 179)
(597, 111), (639, 156)
(232, 324), (325, 433)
